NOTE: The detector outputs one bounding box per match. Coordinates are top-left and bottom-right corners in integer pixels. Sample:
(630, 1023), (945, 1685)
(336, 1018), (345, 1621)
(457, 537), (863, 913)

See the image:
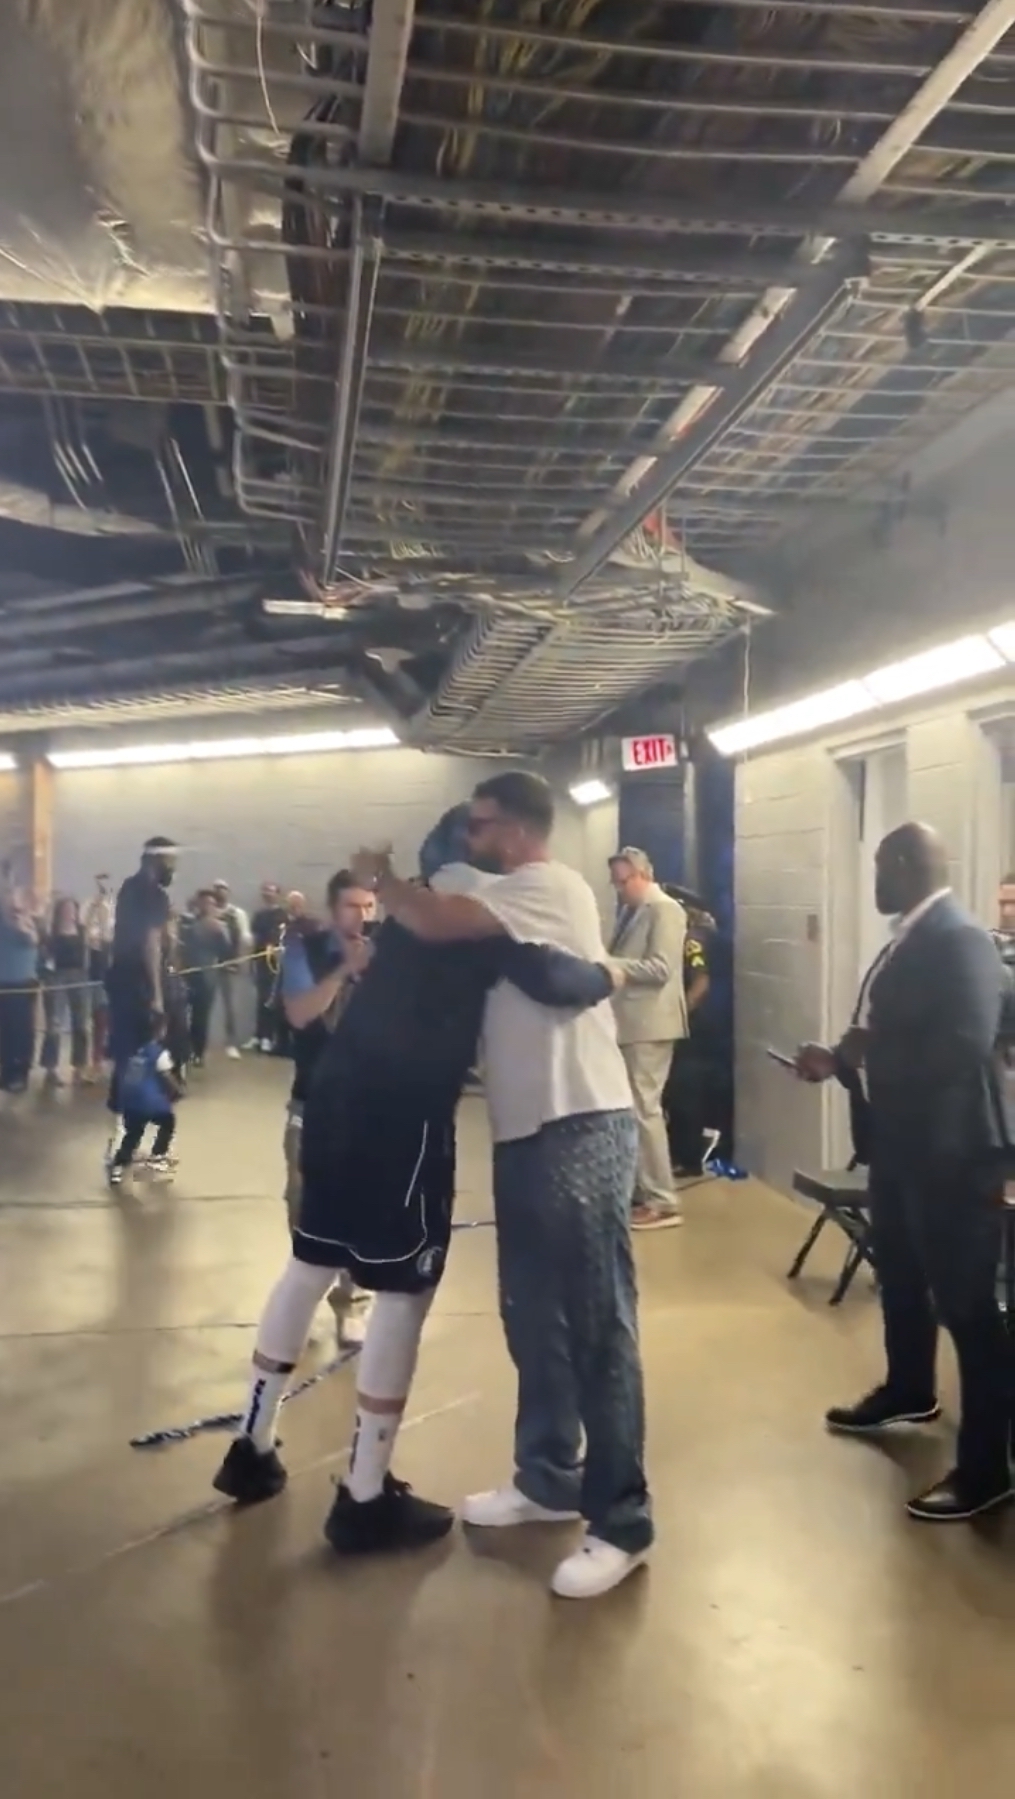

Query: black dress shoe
(906, 1471), (1013, 1523)
(826, 1385), (941, 1435)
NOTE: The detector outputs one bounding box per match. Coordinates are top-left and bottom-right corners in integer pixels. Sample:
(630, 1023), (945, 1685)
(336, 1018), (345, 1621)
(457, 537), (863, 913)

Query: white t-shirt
(435, 859), (632, 1143)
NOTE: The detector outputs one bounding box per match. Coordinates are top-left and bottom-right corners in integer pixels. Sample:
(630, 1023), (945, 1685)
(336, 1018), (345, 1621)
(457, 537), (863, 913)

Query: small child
(107, 1012), (183, 1187)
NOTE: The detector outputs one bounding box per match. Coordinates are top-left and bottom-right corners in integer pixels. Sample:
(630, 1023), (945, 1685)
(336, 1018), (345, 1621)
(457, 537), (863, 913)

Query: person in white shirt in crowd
(210, 879), (251, 1059)
(608, 849), (689, 1230)
(359, 771), (653, 1601)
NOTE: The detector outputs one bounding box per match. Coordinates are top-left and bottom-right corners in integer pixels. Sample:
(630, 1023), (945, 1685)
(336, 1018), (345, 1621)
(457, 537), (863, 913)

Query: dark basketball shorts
(294, 1084), (458, 1295)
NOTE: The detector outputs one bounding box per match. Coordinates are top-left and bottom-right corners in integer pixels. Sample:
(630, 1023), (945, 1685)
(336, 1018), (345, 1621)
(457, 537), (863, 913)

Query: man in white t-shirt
(358, 771), (653, 1601)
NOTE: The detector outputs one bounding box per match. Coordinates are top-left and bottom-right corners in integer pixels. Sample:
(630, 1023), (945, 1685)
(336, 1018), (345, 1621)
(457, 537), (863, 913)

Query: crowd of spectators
(0, 863), (300, 1095)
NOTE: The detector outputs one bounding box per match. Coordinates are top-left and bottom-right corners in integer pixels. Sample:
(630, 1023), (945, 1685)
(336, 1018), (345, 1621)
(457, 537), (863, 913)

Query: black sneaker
(825, 1386), (941, 1435)
(213, 1436), (288, 1504)
(324, 1475), (455, 1556)
(906, 1471), (1014, 1523)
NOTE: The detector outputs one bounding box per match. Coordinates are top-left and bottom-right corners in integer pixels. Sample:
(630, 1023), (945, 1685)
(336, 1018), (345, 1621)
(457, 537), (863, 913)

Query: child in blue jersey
(108, 1011), (183, 1187)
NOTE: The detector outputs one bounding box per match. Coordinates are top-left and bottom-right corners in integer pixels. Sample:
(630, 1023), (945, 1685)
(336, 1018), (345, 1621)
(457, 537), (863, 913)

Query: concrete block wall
(735, 744), (833, 1194)
(43, 746), (617, 930)
(51, 749), (507, 907)
(735, 680), (1015, 1195)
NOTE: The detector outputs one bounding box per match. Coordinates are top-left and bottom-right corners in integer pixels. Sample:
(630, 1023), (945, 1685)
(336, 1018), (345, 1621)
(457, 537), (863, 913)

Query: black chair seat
(788, 1167), (873, 1306)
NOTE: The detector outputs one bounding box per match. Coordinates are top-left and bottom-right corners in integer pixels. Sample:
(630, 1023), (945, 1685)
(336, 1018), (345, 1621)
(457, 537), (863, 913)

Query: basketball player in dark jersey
(212, 808), (620, 1556)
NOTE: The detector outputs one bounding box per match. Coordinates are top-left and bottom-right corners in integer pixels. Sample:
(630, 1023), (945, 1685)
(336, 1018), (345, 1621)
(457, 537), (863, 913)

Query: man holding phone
(277, 870), (377, 1349)
(792, 822), (1012, 1524)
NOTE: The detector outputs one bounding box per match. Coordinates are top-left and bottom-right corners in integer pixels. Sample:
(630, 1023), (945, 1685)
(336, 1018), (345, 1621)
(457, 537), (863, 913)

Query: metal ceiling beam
(382, 229), (820, 287)
(202, 153), (1015, 245)
(567, 0), (1015, 579)
(556, 247), (865, 594)
(412, 11), (945, 78)
(656, 0), (973, 17)
(365, 343), (734, 385)
(359, 0), (416, 164)
(842, 0), (1015, 204)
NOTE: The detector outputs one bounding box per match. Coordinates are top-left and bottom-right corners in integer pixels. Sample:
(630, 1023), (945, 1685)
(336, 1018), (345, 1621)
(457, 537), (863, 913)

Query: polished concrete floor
(1, 1059), (1013, 1798)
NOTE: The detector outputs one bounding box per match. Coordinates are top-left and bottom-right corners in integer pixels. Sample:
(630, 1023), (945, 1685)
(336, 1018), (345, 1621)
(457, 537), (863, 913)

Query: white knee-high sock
(239, 1256), (338, 1452)
(346, 1290), (434, 1502)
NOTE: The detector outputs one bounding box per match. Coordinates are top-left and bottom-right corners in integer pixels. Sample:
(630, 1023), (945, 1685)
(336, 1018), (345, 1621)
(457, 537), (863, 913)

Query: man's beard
(469, 850), (505, 874)
(156, 864), (174, 888)
(873, 876), (898, 917)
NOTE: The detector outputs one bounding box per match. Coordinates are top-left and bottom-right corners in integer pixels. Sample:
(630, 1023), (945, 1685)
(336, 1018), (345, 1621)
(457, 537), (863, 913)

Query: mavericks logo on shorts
(416, 1245), (443, 1281)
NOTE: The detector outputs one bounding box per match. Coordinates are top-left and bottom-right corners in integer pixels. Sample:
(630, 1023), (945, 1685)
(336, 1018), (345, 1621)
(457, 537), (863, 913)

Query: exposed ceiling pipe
(317, 1), (413, 579)
(0, 584), (259, 645)
(567, 0), (1015, 580)
(0, 636), (356, 704)
(0, 572), (265, 622)
(318, 197), (383, 583)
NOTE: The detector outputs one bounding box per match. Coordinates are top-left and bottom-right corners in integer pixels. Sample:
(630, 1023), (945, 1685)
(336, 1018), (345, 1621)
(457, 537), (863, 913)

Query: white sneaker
(259, 1038), (273, 1053)
(226, 1046), (242, 1061)
(461, 1483), (581, 1528)
(550, 1533), (649, 1600)
(243, 1037), (260, 1051)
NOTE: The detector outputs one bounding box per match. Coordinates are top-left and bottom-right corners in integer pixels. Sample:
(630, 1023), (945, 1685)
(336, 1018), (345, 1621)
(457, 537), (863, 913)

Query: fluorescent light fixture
(0, 752), (16, 772)
(261, 598), (345, 619)
(863, 634), (1003, 704)
(708, 681), (876, 757)
(709, 624), (1015, 758)
(569, 778), (612, 806)
(48, 726), (399, 772)
(988, 620), (1015, 662)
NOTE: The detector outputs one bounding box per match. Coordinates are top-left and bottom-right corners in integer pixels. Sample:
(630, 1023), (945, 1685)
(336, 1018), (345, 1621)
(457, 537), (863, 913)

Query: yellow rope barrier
(0, 948), (276, 999)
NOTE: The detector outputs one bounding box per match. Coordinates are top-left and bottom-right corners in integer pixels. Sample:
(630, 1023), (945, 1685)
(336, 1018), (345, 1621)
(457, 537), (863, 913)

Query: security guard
(662, 885), (715, 1173)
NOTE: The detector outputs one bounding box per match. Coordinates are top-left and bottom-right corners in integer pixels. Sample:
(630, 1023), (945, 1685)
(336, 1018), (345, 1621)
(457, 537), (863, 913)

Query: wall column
(28, 754), (53, 905)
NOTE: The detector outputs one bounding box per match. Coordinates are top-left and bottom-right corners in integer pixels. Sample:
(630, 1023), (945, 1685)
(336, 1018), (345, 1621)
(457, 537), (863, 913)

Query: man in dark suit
(797, 822), (1012, 1523)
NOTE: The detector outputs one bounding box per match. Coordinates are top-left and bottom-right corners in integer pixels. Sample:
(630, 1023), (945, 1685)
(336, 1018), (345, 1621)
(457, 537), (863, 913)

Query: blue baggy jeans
(492, 1109), (653, 1555)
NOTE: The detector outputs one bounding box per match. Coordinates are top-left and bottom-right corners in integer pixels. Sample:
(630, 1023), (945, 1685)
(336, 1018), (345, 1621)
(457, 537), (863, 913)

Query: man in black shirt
(106, 837), (181, 1117)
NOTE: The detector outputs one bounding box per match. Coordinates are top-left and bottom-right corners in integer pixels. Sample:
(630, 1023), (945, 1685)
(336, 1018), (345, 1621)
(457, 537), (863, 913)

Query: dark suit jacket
(862, 894), (1008, 1175)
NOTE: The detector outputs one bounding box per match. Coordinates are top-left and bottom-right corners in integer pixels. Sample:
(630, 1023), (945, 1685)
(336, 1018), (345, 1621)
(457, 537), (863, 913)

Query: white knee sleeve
(257, 1256), (338, 1366)
(356, 1289), (434, 1402)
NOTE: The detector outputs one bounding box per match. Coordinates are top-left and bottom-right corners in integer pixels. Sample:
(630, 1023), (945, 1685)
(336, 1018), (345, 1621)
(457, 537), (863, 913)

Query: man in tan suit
(608, 848), (688, 1230)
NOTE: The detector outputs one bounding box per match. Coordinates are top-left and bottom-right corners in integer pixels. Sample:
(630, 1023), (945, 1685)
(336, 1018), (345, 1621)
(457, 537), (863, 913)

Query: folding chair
(788, 1165), (874, 1306)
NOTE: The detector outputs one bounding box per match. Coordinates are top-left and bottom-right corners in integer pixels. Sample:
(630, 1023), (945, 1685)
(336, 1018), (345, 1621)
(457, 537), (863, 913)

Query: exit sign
(621, 733), (678, 772)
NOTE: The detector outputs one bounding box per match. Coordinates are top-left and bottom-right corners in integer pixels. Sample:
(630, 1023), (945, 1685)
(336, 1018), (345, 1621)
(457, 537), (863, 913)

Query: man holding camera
(278, 870), (377, 1349)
